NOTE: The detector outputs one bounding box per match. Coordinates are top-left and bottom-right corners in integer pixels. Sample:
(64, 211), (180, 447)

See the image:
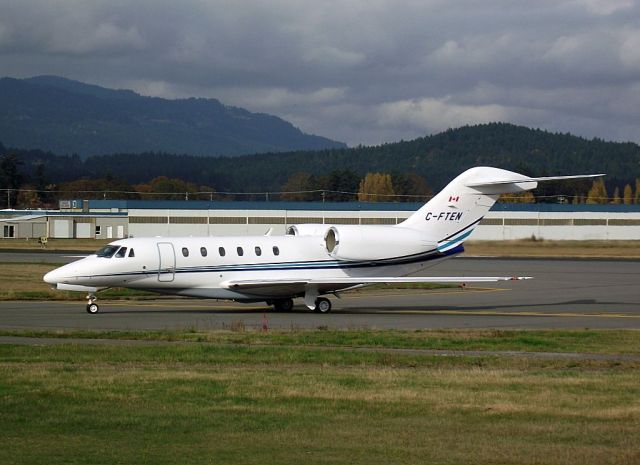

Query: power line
(0, 187), (630, 204)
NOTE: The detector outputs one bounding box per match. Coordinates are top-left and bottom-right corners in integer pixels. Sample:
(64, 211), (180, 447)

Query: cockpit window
(96, 245), (119, 258)
(115, 247), (127, 258)
(128, 248), (135, 258)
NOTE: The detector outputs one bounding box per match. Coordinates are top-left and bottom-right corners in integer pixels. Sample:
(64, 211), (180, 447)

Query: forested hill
(0, 75), (346, 157)
(3, 123), (639, 193)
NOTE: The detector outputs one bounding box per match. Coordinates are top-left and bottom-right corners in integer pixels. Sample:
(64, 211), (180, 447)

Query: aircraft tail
(399, 167), (603, 253)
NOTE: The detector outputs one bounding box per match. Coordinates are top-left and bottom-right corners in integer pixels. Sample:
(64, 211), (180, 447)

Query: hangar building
(1, 200), (639, 241)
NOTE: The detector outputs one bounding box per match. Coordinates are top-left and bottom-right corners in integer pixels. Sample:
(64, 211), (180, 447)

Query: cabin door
(157, 242), (176, 282)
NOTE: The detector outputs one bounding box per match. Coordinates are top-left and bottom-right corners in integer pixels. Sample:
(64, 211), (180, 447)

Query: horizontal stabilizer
(465, 173), (604, 188)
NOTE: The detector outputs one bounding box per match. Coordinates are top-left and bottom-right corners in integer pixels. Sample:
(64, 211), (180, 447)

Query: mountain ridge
(2, 123), (638, 196)
(0, 75), (346, 157)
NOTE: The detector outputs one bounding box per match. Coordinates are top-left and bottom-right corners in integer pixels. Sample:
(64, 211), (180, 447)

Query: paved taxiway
(1, 254), (639, 330)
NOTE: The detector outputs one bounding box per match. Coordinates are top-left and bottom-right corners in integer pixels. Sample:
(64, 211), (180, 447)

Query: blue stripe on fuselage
(80, 244), (464, 281)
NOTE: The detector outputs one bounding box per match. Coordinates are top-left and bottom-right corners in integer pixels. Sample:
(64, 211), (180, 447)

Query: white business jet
(44, 167), (602, 314)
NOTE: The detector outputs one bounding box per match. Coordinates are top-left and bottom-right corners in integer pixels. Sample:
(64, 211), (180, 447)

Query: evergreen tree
(0, 153), (23, 208)
(320, 170), (360, 201)
(280, 172), (316, 201)
(391, 173), (432, 202)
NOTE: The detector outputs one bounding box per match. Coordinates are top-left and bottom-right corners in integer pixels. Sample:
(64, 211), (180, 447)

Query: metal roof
(87, 199), (640, 213)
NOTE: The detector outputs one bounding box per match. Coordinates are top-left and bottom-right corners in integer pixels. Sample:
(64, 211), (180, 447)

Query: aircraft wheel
(86, 303), (99, 314)
(314, 297), (332, 313)
(273, 298), (294, 311)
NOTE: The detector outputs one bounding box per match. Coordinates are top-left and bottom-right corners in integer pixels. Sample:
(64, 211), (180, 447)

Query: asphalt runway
(1, 253), (639, 330)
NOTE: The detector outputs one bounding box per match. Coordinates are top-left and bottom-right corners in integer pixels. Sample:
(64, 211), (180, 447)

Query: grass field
(0, 262), (157, 300)
(1, 329), (639, 465)
(464, 239), (640, 258)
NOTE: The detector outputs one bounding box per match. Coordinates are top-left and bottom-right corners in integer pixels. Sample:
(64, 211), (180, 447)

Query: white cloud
(619, 28), (640, 70)
(377, 98), (509, 134)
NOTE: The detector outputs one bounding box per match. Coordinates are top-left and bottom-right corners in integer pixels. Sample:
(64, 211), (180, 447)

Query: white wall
(126, 208), (640, 240)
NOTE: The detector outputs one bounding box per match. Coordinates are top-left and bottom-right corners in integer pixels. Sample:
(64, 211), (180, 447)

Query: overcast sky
(1, 0), (639, 146)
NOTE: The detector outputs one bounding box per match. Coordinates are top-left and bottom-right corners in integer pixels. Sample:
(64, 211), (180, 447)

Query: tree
(623, 184), (633, 205)
(0, 153), (23, 208)
(319, 170), (360, 201)
(16, 185), (42, 209)
(134, 176), (198, 200)
(58, 178), (139, 200)
(280, 172), (316, 201)
(358, 173), (395, 202)
(499, 191), (536, 203)
(611, 186), (621, 204)
(586, 179), (608, 204)
(391, 173), (433, 202)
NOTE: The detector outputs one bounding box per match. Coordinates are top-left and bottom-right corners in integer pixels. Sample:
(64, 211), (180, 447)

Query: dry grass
(0, 262), (155, 300)
(0, 238), (110, 251)
(1, 342), (639, 465)
(465, 239), (640, 258)
(0, 263), (57, 293)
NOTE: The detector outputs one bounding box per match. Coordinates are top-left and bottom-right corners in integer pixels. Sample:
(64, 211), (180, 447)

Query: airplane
(43, 166), (603, 314)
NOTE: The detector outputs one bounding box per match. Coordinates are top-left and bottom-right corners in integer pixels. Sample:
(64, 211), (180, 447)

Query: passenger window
(200, 247), (207, 257)
(115, 247), (127, 258)
(128, 248), (135, 258)
(218, 247), (226, 257)
(182, 247), (189, 257)
(255, 246), (262, 256)
(237, 247), (244, 256)
(273, 246), (280, 256)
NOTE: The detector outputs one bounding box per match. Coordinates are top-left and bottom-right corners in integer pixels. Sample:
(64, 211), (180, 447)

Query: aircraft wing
(221, 276), (531, 297)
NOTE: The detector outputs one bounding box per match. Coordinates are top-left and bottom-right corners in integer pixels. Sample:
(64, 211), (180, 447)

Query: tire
(315, 297), (332, 313)
(86, 303), (99, 314)
(273, 298), (294, 312)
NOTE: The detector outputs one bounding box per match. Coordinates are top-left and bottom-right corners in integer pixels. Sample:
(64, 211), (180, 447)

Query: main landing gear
(86, 293), (99, 314)
(272, 298), (294, 312)
(314, 297), (332, 313)
(269, 297), (333, 313)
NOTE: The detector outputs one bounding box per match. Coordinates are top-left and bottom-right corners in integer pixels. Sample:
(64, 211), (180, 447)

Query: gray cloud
(1, 0), (639, 146)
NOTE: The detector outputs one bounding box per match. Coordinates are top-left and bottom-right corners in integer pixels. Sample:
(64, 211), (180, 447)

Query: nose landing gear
(86, 293), (99, 314)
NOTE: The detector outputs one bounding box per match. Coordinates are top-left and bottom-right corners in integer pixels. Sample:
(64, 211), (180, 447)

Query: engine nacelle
(324, 225), (436, 261)
(286, 224), (328, 236)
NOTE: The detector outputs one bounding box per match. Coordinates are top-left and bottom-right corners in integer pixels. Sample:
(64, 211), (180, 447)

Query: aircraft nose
(43, 269), (60, 284)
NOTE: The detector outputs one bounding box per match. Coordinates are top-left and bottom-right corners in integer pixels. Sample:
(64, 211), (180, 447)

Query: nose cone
(43, 268), (61, 284)
(44, 263), (75, 284)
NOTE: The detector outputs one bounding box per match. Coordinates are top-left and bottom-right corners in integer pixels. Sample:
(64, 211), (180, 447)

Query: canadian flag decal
(448, 195), (459, 202)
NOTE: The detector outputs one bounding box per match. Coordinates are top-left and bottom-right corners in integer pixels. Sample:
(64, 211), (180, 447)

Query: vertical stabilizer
(399, 167), (603, 252)
(398, 167), (535, 252)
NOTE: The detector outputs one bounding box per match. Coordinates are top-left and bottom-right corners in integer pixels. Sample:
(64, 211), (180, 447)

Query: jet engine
(286, 224), (327, 236)
(323, 225), (436, 261)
